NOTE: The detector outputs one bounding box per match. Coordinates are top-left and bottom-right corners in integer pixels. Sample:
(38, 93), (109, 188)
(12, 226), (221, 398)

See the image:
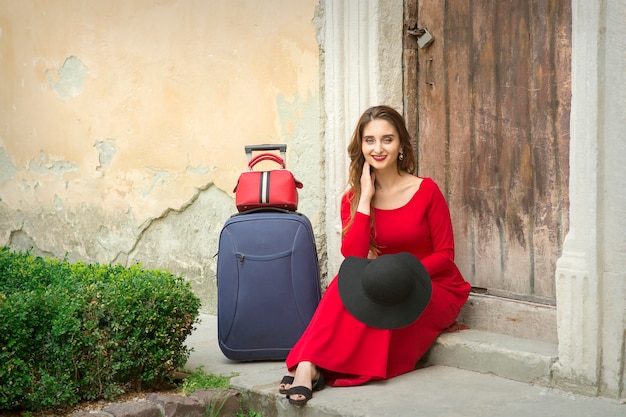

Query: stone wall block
(189, 389), (243, 417)
(145, 393), (204, 417)
(102, 401), (162, 417)
(71, 413), (112, 417)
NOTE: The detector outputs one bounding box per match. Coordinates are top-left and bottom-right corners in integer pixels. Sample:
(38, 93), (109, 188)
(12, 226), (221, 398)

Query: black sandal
(287, 372), (325, 407)
(278, 375), (294, 395)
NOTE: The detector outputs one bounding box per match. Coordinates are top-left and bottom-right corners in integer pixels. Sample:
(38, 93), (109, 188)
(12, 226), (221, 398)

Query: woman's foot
(287, 361), (325, 407)
(278, 374), (295, 394)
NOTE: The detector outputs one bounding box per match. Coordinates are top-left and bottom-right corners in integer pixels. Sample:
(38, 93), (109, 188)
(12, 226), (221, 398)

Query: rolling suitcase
(217, 144), (321, 361)
(216, 210), (321, 361)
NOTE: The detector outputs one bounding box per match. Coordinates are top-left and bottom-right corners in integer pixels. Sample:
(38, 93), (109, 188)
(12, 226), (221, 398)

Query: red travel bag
(233, 144), (303, 212)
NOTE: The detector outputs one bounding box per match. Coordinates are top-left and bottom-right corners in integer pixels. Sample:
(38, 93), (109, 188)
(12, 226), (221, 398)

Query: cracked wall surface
(0, 0), (323, 313)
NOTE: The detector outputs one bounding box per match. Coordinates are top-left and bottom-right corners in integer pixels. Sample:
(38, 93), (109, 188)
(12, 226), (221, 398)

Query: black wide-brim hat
(338, 252), (432, 329)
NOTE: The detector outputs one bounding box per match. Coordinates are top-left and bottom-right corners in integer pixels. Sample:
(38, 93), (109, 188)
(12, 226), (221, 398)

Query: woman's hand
(358, 161), (375, 214)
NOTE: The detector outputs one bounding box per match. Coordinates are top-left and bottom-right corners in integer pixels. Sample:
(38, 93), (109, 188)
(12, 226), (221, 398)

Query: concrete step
(457, 293), (558, 344)
(424, 329), (558, 385)
(184, 315), (624, 417)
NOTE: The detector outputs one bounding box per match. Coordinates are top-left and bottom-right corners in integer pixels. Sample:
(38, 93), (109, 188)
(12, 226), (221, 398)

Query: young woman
(280, 105), (471, 406)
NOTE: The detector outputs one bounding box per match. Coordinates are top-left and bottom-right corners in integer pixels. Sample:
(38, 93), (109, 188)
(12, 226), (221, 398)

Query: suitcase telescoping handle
(245, 144), (287, 167)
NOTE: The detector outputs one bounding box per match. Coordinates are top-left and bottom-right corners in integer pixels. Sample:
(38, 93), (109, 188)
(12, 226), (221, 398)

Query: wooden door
(404, 0), (571, 304)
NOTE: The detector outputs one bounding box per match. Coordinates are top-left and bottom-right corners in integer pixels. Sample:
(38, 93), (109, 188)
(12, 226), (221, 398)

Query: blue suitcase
(216, 210), (321, 361)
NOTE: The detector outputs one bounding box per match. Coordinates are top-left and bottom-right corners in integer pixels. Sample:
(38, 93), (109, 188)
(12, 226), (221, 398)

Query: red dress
(285, 177), (471, 387)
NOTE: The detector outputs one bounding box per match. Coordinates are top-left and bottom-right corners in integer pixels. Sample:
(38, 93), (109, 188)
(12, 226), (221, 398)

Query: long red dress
(285, 177), (471, 387)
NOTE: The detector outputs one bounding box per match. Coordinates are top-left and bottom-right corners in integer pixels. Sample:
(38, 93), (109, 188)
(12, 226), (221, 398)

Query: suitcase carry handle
(248, 153), (286, 170)
(245, 144), (287, 153)
(245, 144), (287, 166)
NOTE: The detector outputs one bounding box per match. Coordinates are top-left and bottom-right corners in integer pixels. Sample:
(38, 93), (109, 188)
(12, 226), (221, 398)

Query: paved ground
(184, 314), (625, 417)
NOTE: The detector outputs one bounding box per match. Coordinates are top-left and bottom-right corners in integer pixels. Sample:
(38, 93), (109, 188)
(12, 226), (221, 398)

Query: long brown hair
(342, 105), (416, 251)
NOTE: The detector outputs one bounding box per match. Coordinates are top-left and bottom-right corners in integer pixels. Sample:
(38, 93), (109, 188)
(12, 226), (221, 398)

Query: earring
(399, 153), (404, 161)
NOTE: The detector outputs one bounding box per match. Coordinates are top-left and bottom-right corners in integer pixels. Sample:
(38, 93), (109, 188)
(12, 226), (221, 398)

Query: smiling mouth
(372, 155), (387, 161)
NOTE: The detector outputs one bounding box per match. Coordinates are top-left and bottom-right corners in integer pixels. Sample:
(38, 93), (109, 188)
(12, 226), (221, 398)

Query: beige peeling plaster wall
(0, 0), (322, 313)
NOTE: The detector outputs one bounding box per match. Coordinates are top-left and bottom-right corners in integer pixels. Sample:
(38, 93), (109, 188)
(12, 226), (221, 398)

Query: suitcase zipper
(236, 250), (292, 264)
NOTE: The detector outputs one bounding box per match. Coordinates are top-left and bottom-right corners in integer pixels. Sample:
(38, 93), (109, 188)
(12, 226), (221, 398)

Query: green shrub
(0, 246), (201, 412)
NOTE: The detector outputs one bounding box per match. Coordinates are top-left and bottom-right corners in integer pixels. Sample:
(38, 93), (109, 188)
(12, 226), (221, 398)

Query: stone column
(553, 0), (626, 399)
(321, 0), (403, 280)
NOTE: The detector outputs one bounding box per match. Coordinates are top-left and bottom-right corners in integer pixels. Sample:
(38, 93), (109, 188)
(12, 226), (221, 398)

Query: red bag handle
(248, 153), (286, 170)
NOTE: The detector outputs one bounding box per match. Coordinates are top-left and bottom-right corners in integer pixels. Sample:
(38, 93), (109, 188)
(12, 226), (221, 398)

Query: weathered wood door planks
(404, 0), (572, 304)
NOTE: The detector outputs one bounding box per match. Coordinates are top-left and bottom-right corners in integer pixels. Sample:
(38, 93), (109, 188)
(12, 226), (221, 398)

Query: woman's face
(361, 119), (401, 172)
